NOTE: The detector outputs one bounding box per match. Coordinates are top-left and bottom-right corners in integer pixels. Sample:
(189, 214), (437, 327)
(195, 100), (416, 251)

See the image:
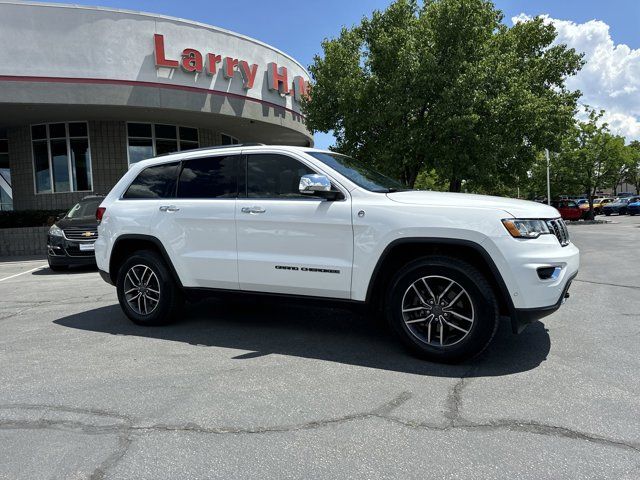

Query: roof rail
(156, 143), (266, 157)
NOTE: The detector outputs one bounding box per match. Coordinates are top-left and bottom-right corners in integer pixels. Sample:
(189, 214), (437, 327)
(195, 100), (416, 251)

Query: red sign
(153, 34), (308, 102)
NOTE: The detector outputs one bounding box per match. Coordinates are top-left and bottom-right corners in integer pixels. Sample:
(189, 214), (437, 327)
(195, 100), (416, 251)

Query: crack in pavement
(0, 389), (638, 464)
(89, 433), (132, 480)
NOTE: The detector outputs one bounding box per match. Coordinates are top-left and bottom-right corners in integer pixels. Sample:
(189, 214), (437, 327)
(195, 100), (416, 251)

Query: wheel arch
(108, 234), (183, 287)
(365, 238), (515, 321)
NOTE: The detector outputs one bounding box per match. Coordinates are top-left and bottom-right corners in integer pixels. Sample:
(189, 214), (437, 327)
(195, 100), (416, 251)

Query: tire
(116, 249), (183, 326)
(605, 211), (611, 216)
(48, 260), (67, 272)
(386, 256), (499, 363)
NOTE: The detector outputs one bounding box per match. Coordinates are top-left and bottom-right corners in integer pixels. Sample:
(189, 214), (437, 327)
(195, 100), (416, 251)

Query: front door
(236, 152), (353, 299)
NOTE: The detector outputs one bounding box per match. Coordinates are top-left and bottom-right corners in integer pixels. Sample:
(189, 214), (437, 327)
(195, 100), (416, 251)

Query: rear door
(152, 154), (240, 289)
(235, 152), (353, 299)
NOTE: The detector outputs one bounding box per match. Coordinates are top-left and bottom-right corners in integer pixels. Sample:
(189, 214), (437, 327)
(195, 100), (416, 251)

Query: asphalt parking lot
(0, 216), (639, 479)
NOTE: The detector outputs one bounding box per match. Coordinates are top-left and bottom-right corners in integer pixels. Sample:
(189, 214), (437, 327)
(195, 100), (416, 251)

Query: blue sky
(50, 0), (640, 146)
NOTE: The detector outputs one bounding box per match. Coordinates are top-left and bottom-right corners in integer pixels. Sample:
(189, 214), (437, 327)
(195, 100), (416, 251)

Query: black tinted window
(247, 154), (314, 198)
(66, 198), (103, 218)
(177, 155), (238, 198)
(124, 162), (179, 199)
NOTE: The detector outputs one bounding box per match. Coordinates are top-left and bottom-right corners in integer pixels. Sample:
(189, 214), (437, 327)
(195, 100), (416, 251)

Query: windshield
(66, 198), (103, 219)
(307, 152), (407, 192)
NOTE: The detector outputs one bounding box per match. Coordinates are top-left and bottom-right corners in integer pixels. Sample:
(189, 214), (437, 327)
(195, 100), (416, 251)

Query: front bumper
(47, 234), (96, 266)
(511, 271), (577, 333)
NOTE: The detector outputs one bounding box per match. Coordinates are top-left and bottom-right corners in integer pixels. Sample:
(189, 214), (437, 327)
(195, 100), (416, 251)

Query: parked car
(576, 199), (590, 218)
(602, 196), (640, 216)
(628, 199), (640, 216)
(592, 198), (613, 215)
(551, 200), (583, 221)
(47, 195), (104, 271)
(94, 145), (579, 363)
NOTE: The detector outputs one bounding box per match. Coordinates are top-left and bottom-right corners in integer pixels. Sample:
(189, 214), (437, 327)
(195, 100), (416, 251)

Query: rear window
(177, 155), (238, 199)
(123, 162), (180, 199)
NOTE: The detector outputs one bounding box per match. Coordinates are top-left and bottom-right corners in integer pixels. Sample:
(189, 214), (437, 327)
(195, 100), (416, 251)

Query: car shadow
(53, 298), (551, 378)
(33, 265), (98, 275)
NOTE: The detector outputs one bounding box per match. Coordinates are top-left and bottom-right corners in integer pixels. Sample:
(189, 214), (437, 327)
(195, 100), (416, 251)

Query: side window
(123, 162), (180, 199)
(247, 154), (315, 199)
(177, 155), (238, 198)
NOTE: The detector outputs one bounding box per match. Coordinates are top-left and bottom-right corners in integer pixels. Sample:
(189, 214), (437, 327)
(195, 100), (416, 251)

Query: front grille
(546, 218), (570, 247)
(63, 226), (98, 241)
(63, 246), (95, 257)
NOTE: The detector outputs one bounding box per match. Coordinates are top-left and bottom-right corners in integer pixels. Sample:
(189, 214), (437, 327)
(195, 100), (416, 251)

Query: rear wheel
(116, 250), (182, 326)
(386, 256), (499, 363)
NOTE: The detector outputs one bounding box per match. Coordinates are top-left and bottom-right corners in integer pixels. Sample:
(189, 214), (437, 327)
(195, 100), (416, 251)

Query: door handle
(241, 206), (266, 214)
(159, 205), (180, 212)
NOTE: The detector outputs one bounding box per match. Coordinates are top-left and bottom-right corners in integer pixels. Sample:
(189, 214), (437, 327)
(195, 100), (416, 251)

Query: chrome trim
(546, 218), (570, 247)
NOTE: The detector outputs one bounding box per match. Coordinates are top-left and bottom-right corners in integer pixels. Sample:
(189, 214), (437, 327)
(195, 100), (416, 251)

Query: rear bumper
(98, 268), (114, 286)
(511, 271), (577, 333)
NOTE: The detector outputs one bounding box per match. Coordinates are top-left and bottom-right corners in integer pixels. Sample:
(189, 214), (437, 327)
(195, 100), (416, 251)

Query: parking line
(0, 265), (47, 282)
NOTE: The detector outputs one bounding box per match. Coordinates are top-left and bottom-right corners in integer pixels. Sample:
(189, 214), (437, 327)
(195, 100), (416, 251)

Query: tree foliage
(531, 109), (630, 217)
(624, 141), (640, 195)
(302, 0), (584, 191)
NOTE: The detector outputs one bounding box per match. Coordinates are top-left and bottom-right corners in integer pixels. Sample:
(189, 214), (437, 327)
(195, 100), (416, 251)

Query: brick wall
(198, 128), (221, 147)
(88, 121), (128, 195)
(0, 226), (48, 256)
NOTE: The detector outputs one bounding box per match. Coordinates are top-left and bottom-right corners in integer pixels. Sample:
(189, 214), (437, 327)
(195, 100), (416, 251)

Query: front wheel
(116, 250), (183, 326)
(386, 256), (499, 363)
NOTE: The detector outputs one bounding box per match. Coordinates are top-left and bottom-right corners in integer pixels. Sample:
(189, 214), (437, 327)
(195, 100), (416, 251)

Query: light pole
(545, 149), (551, 206)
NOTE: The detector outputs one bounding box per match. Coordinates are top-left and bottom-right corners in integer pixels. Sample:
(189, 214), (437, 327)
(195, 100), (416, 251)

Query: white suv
(95, 144), (579, 362)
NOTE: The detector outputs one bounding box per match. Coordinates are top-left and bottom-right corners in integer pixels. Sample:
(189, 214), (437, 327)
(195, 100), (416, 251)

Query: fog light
(537, 266), (561, 280)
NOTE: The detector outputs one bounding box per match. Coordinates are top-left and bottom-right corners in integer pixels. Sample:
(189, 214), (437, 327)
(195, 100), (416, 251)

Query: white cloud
(512, 14), (640, 141)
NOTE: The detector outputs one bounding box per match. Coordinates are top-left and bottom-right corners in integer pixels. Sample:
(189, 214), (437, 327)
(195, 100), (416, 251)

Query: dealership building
(0, 1), (312, 212)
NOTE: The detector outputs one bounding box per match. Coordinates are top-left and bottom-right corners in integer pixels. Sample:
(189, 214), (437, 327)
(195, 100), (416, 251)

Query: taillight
(96, 207), (106, 222)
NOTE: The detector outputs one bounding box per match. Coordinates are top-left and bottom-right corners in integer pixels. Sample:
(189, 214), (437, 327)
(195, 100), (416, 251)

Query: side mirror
(299, 174), (332, 194)
(298, 174), (343, 201)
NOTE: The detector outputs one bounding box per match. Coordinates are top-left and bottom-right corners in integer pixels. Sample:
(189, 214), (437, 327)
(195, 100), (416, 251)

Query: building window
(0, 128), (12, 210)
(127, 123), (199, 165)
(221, 133), (240, 145)
(31, 122), (92, 194)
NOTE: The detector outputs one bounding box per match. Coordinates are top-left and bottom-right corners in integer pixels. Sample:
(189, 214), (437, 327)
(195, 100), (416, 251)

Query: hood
(56, 215), (98, 229)
(386, 191), (559, 218)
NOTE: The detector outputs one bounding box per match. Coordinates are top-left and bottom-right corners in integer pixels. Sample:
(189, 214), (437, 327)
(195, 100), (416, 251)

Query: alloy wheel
(123, 264), (161, 315)
(401, 275), (475, 347)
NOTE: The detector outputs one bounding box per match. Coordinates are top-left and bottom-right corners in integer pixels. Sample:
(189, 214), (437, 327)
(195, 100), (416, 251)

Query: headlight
(49, 224), (64, 237)
(502, 219), (550, 239)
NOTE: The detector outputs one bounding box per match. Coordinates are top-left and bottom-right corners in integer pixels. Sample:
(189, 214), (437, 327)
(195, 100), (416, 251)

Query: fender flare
(109, 234), (183, 287)
(365, 237), (517, 324)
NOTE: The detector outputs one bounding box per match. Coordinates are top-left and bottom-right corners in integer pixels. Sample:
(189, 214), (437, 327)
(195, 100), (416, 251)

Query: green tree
(554, 109), (628, 218)
(624, 141), (640, 194)
(302, 0), (583, 191)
